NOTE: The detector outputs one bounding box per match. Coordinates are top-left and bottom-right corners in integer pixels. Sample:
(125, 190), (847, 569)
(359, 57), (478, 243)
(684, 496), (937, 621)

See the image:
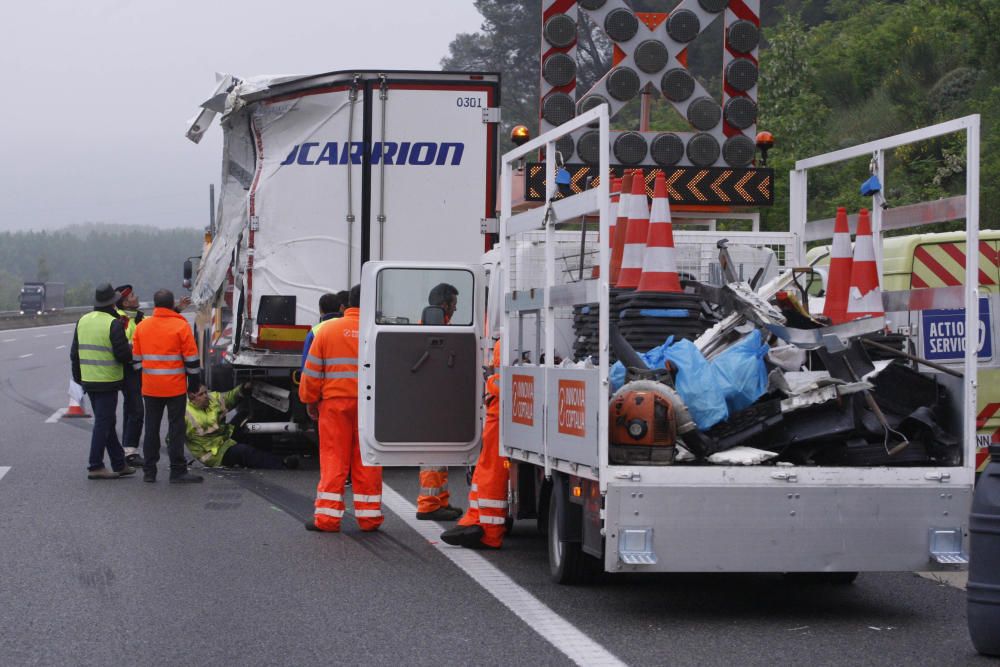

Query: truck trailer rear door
(358, 261), (484, 467)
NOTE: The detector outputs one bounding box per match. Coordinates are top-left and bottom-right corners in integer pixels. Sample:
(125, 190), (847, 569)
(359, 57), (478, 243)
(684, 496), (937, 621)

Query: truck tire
(547, 480), (600, 585)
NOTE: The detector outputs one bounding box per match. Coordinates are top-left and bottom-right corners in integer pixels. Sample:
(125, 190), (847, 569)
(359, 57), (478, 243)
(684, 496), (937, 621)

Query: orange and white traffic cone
(846, 208), (884, 320)
(636, 172), (682, 293)
(609, 172), (633, 285)
(823, 206), (854, 324)
(615, 171), (650, 290)
(63, 381), (90, 418)
(593, 176), (622, 279)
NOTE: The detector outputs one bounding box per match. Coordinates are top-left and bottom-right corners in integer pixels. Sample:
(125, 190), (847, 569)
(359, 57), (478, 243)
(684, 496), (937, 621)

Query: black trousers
(142, 394), (188, 477)
(121, 368), (144, 449)
(221, 442), (284, 469)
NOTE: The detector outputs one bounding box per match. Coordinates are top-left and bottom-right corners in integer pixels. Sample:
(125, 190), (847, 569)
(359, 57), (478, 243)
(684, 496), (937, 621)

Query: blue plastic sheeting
(635, 309), (689, 318)
(610, 330), (769, 430)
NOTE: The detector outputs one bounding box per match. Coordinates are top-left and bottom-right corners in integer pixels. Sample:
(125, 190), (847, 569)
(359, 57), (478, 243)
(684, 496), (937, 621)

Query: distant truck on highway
(19, 282), (65, 315)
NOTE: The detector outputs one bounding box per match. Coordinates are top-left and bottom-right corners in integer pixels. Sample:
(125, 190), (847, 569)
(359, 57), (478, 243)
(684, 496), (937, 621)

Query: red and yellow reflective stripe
(976, 403), (1000, 473)
(911, 241), (999, 288)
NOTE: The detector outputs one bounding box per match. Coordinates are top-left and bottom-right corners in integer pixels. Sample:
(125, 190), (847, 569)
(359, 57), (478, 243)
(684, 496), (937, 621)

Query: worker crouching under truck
(185, 382), (299, 469)
(442, 340), (508, 550)
(299, 285), (383, 533)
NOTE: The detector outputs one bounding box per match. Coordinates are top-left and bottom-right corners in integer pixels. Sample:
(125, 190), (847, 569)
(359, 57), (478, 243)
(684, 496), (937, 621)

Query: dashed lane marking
(2, 339), (15, 343)
(45, 408), (68, 423)
(56, 345), (66, 350)
(34, 334), (46, 338)
(380, 484), (626, 667)
(17, 354), (33, 359)
(0, 467), (9, 481)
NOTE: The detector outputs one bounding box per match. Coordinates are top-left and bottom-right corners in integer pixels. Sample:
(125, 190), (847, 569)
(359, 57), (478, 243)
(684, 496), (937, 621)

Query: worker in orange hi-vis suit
(416, 282), (463, 521)
(298, 284), (383, 533)
(441, 339), (508, 549)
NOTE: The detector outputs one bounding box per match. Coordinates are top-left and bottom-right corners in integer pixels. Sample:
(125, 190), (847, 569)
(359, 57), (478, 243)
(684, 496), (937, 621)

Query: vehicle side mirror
(183, 259), (193, 280)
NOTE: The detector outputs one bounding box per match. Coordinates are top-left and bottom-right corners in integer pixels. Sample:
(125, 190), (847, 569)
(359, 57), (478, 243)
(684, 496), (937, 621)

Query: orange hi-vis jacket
(132, 307), (200, 397)
(299, 307), (360, 403)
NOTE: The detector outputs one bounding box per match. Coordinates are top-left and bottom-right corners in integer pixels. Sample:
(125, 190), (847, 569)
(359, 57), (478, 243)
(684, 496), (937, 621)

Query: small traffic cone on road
(615, 171), (650, 290)
(636, 172), (682, 294)
(845, 208), (884, 320)
(823, 207), (854, 324)
(609, 172), (633, 285)
(63, 381), (90, 418)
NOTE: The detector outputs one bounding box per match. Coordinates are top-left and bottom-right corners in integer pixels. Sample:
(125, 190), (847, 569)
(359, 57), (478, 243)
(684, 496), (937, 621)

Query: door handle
(411, 351), (430, 373)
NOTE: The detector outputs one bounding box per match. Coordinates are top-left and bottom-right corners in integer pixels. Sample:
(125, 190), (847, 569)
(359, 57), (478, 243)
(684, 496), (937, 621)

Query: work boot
(440, 525), (498, 550)
(282, 455), (300, 470)
(169, 472), (204, 484)
(126, 453), (145, 467)
(417, 505), (463, 521)
(113, 465), (137, 477)
(143, 471), (156, 483)
(87, 468), (121, 480)
(305, 520), (338, 533)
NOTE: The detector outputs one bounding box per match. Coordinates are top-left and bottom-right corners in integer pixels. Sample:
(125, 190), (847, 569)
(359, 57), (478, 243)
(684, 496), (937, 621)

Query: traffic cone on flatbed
(846, 208), (884, 320)
(636, 172), (682, 294)
(823, 206), (853, 324)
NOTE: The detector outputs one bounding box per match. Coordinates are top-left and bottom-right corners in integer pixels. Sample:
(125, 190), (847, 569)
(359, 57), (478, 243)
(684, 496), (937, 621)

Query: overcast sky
(0, 0), (484, 232)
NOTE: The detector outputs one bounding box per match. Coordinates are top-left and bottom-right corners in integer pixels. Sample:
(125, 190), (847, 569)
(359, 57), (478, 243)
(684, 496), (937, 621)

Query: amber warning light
(511, 125), (531, 147)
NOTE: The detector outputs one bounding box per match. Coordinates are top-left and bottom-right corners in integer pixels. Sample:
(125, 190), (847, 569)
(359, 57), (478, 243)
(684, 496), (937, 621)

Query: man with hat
(115, 284), (145, 466)
(70, 283), (136, 479)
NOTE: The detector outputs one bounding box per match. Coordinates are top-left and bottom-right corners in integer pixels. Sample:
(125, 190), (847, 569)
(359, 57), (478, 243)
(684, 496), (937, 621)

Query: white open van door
(358, 261), (484, 466)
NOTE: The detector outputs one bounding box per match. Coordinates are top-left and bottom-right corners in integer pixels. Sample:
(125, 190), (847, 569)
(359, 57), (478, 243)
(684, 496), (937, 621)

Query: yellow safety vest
(77, 311), (123, 383)
(117, 308), (137, 343)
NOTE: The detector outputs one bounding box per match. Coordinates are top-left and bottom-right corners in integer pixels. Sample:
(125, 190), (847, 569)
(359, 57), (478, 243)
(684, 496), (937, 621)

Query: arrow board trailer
(187, 70), (500, 444)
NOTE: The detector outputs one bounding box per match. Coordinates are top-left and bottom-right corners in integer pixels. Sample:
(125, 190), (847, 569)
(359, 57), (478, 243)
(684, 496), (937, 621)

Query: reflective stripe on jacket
(77, 311), (123, 384)
(132, 307), (200, 397)
(298, 307), (359, 402)
(185, 386), (242, 467)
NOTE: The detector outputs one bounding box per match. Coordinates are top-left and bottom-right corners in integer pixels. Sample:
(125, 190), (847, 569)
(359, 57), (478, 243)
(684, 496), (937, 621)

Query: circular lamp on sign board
(687, 96), (722, 131)
(661, 68), (695, 102)
(651, 133), (685, 166)
(577, 94), (608, 127)
(542, 92), (575, 126)
(727, 20), (760, 54)
(725, 58), (759, 92)
(634, 40), (669, 74)
(607, 67), (641, 101)
(578, 0), (606, 9)
(614, 132), (649, 165)
(544, 14), (576, 48)
(724, 97), (757, 130)
(554, 135), (575, 163)
(667, 9), (700, 43)
(577, 130), (601, 165)
(605, 8), (639, 42)
(543, 53), (577, 87)
(723, 135), (756, 167)
(687, 133), (720, 167)
(698, 0), (729, 12)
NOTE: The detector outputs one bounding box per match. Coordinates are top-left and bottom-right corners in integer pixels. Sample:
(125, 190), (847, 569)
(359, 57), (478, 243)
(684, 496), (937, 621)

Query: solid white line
(55, 345), (66, 350)
(45, 408), (68, 423)
(380, 484), (626, 667)
(17, 353), (33, 359)
(0, 467), (9, 481)
(1, 322), (76, 334)
(2, 338), (14, 343)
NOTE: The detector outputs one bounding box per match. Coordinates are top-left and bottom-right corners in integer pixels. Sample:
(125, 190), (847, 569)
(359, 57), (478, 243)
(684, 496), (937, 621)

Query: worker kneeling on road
(185, 382), (298, 470)
(441, 340), (508, 549)
(299, 284), (383, 533)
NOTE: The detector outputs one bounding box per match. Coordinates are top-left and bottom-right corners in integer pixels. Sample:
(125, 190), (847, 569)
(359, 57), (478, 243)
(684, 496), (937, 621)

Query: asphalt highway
(0, 321), (989, 666)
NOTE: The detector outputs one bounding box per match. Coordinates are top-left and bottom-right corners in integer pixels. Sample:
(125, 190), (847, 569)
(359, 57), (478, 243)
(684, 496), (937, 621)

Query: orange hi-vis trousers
(458, 376), (508, 548)
(315, 398), (383, 532)
(417, 466), (450, 514)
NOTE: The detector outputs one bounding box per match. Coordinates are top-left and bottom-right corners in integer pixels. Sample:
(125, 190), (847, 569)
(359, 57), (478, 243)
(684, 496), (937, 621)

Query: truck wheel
(536, 477), (551, 537)
(547, 482), (600, 585)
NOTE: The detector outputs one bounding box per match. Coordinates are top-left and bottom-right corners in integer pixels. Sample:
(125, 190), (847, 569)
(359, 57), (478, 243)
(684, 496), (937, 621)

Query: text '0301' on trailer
(184, 70), (500, 447)
(358, 106), (985, 585)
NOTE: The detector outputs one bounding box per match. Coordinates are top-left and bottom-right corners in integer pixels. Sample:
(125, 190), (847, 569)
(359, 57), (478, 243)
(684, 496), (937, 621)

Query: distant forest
(0, 223), (202, 310)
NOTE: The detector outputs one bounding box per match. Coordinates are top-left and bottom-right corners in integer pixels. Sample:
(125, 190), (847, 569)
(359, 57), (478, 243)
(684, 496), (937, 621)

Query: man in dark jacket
(70, 283), (135, 479)
(115, 284), (145, 466)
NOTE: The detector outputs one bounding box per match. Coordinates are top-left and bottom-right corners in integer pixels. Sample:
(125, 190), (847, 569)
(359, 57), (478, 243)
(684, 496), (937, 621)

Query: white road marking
(17, 353), (33, 359)
(34, 334), (47, 338)
(55, 345), (66, 350)
(2, 338), (15, 343)
(0, 467), (9, 481)
(380, 484), (626, 667)
(45, 408), (68, 423)
(917, 571), (968, 590)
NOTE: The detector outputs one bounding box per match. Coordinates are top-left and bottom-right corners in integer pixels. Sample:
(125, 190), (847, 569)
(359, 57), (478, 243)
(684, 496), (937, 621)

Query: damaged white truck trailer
(357, 106), (981, 583)
(184, 70), (500, 444)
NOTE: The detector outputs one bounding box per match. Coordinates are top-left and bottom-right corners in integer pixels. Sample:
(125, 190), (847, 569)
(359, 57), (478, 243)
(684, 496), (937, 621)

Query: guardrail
(0, 305), (90, 320)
